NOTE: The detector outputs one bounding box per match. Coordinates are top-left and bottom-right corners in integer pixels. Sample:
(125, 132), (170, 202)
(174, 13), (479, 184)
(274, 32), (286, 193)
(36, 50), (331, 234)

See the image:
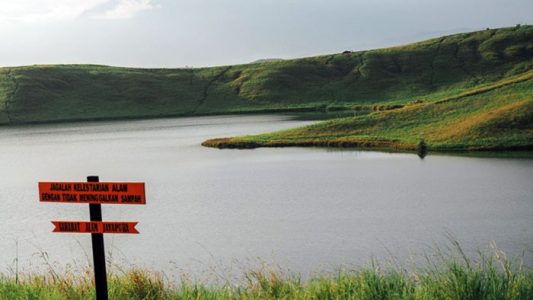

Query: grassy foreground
(1, 251), (532, 300)
(0, 26), (531, 125)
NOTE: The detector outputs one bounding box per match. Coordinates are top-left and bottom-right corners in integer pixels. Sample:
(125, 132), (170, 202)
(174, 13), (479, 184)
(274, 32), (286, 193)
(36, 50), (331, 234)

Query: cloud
(0, 0), (156, 23)
(0, 0), (110, 23)
(95, 0), (156, 20)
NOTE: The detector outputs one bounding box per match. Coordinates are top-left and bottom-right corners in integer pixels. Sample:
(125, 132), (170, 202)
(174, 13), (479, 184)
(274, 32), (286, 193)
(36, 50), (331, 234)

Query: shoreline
(201, 137), (533, 154)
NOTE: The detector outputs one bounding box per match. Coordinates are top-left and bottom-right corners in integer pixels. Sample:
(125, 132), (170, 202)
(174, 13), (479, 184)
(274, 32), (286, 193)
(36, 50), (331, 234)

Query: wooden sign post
(39, 176), (146, 300)
(88, 175), (108, 300)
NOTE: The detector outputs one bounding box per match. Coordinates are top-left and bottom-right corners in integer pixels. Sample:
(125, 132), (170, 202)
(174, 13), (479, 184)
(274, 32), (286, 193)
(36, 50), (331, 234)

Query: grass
(0, 25), (531, 152)
(1, 247), (532, 299)
(202, 70), (533, 151)
(0, 25), (532, 125)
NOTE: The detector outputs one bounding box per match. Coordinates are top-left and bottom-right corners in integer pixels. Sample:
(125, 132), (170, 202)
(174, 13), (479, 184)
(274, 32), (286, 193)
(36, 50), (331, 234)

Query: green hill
(1, 25), (532, 125)
(203, 70), (533, 151)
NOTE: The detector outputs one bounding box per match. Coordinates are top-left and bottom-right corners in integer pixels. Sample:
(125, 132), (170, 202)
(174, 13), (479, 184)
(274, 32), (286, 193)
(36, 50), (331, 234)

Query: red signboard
(41, 176), (144, 299)
(39, 182), (146, 204)
(52, 221), (139, 234)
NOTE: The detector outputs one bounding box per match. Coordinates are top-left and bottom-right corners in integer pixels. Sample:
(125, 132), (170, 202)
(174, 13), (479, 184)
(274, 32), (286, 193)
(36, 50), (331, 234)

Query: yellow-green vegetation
(1, 251), (532, 300)
(203, 71), (533, 151)
(0, 26), (532, 125)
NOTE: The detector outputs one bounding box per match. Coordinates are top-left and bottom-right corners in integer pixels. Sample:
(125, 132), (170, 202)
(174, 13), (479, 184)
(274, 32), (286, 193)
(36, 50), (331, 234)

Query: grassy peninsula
(202, 71), (533, 151)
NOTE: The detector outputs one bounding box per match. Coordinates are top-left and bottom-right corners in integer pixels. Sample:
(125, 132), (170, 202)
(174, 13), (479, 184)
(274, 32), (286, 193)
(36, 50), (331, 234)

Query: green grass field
(1, 248), (532, 300)
(203, 70), (533, 151)
(0, 26), (531, 127)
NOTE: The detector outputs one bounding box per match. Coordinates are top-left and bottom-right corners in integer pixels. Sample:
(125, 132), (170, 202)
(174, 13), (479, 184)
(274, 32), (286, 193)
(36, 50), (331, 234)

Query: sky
(0, 0), (531, 68)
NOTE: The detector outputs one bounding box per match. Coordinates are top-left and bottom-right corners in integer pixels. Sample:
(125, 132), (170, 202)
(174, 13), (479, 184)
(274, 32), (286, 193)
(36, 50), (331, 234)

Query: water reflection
(0, 115), (531, 280)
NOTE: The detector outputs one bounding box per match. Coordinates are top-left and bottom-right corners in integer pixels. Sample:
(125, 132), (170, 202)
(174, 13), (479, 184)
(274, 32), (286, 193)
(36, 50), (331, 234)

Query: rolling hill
(0, 25), (531, 127)
(203, 70), (533, 151)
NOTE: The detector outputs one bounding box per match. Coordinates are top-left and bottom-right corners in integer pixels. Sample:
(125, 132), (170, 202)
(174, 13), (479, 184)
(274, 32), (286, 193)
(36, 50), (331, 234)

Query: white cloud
(95, 0), (155, 20)
(0, 0), (156, 23)
(0, 0), (110, 23)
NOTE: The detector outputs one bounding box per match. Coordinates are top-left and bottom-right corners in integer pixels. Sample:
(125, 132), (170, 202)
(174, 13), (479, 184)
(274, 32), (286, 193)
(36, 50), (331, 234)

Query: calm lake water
(0, 115), (532, 282)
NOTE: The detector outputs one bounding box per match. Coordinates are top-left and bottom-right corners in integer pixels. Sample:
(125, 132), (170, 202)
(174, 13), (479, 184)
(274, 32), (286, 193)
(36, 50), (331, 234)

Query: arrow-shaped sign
(52, 221), (139, 234)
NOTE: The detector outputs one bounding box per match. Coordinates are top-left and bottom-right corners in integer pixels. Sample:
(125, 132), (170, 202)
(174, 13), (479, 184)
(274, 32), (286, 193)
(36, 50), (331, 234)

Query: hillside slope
(0, 26), (532, 125)
(203, 71), (533, 151)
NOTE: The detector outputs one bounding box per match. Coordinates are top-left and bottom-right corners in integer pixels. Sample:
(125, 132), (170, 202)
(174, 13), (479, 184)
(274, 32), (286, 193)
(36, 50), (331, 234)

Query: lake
(0, 115), (532, 282)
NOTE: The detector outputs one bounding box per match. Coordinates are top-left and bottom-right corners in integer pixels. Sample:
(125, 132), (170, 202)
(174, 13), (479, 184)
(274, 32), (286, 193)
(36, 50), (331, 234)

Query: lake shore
(201, 136), (533, 152)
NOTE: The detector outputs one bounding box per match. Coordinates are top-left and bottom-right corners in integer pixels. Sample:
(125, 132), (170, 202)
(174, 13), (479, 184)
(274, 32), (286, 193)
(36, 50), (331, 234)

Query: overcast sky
(0, 0), (531, 68)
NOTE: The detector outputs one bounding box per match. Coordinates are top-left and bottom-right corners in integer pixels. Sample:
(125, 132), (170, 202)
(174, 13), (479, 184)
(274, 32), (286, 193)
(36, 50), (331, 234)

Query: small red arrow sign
(52, 221), (139, 234)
